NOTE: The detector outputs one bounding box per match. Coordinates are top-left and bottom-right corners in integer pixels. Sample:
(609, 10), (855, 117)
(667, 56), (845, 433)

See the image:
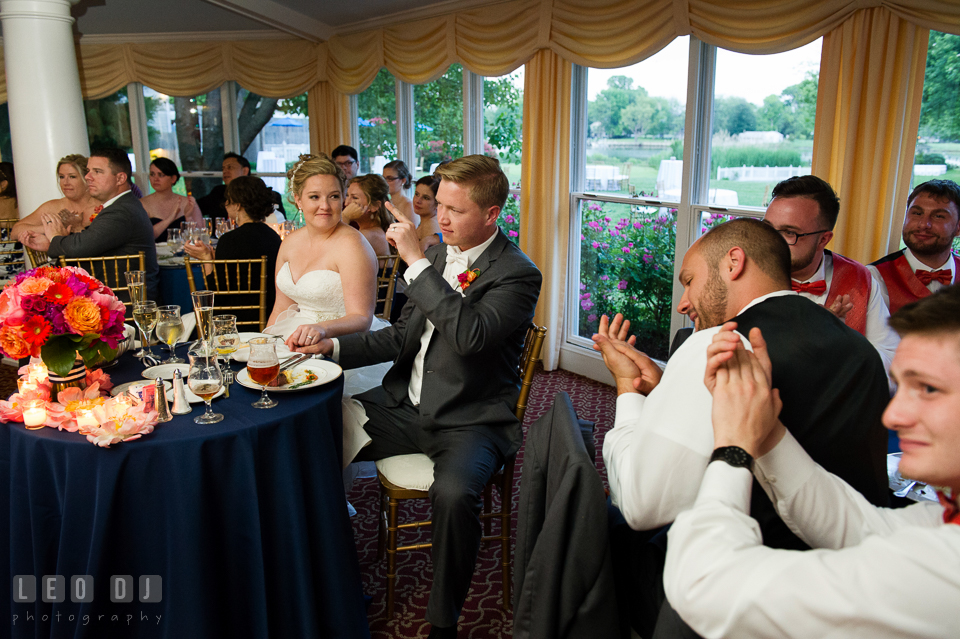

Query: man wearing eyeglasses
(331, 145), (360, 180)
(763, 175), (899, 376)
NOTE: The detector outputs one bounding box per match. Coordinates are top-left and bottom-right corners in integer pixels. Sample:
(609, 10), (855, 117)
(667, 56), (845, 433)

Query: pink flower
(504, 215), (515, 224)
(642, 254), (652, 264)
(592, 241), (599, 249)
(622, 247), (630, 254)
(508, 230), (518, 238)
(587, 314), (597, 322)
(580, 299), (594, 311)
(85, 368), (114, 392)
(600, 275), (609, 281)
(617, 280), (628, 290)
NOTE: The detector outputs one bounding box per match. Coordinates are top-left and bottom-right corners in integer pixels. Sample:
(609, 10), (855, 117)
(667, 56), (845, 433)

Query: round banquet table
(1, 347), (370, 638)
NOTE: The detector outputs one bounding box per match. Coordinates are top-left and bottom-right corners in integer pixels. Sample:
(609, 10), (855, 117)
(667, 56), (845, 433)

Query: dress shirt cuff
(614, 392), (646, 425)
(753, 430), (817, 501)
(698, 461), (753, 512)
(331, 338), (340, 362)
(404, 258), (432, 284)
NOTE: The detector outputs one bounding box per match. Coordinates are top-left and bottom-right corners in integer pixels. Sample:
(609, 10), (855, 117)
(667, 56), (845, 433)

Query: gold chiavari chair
(375, 253), (402, 322)
(375, 324), (547, 616)
(59, 252), (146, 317)
(183, 255), (269, 331)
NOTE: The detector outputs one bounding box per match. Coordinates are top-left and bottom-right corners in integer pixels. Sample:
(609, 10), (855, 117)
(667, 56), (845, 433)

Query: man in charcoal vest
(763, 175), (899, 376)
(869, 179), (960, 314)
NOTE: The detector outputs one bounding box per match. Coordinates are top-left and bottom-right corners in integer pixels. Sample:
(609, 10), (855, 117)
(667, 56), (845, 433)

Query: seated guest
(665, 288), (960, 638)
(383, 160), (418, 227)
(342, 174), (391, 257)
(869, 179), (960, 313)
(183, 176), (282, 323)
(596, 219), (890, 636)
(0, 161), (17, 220)
(763, 175), (898, 375)
(141, 157), (203, 241)
(12, 154), (98, 242)
(196, 152), (282, 219)
(22, 148), (159, 300)
(331, 144), (360, 180)
(414, 174), (442, 252)
(296, 155), (542, 637)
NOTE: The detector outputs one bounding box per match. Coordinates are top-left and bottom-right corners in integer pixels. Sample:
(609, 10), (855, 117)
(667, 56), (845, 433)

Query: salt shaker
(154, 378), (173, 423)
(171, 369), (193, 415)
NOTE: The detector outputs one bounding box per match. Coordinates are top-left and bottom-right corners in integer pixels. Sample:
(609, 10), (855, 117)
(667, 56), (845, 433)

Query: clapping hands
(591, 313), (663, 396)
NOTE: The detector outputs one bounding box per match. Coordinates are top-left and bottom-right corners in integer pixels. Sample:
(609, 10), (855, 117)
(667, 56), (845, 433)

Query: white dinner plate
(111, 380), (170, 397)
(142, 364), (190, 380)
(235, 359), (342, 392)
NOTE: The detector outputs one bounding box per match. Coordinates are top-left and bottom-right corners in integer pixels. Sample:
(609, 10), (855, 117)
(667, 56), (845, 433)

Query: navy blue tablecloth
(1, 348), (369, 638)
(158, 263), (203, 312)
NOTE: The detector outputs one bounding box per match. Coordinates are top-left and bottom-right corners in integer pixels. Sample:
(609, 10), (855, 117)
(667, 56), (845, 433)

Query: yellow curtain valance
(2, 0), (959, 103)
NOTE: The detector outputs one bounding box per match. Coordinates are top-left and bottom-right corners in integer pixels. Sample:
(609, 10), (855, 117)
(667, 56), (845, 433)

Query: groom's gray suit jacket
(339, 229), (542, 443)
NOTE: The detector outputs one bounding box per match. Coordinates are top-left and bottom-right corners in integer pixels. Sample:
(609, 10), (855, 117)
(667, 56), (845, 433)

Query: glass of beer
(156, 305), (185, 363)
(247, 337), (279, 409)
(188, 343), (224, 424)
(132, 300), (158, 361)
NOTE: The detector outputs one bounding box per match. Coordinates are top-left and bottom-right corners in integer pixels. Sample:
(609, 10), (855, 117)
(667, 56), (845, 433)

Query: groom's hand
(385, 202), (424, 266)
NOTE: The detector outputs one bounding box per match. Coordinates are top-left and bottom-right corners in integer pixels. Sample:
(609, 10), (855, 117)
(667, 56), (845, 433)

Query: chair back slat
(375, 254), (401, 321)
(59, 252), (146, 318)
(183, 255), (270, 331)
(515, 324), (547, 423)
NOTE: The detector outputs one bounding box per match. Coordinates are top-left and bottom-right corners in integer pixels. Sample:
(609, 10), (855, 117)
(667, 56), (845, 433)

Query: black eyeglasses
(383, 175), (402, 182)
(763, 221), (830, 246)
(335, 160), (356, 169)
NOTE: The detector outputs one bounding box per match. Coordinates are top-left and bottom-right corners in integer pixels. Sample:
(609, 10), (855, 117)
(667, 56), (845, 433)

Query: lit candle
(76, 409), (99, 431)
(23, 400), (46, 429)
(27, 363), (48, 383)
(17, 379), (37, 395)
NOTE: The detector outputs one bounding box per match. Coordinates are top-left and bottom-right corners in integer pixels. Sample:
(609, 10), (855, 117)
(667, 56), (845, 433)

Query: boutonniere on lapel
(89, 205), (103, 222)
(457, 268), (481, 291)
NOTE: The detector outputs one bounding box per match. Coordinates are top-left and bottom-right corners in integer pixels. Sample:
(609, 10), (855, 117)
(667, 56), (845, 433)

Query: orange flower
(63, 296), (102, 335)
(18, 277), (51, 296)
(0, 325), (30, 359)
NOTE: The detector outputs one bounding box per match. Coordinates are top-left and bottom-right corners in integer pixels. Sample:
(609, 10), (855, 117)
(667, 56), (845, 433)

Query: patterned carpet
(349, 367), (617, 638)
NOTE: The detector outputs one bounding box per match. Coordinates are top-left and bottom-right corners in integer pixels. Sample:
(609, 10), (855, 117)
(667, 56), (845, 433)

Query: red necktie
(915, 269), (952, 286)
(937, 490), (960, 526)
(791, 280), (827, 295)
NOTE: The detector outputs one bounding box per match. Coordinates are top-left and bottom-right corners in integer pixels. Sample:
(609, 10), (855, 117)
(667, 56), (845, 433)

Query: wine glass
(124, 271), (147, 357)
(132, 300), (159, 362)
(156, 305), (185, 363)
(188, 343), (224, 424)
(247, 337), (279, 409)
(167, 228), (182, 254)
(213, 314), (239, 374)
(190, 290), (215, 343)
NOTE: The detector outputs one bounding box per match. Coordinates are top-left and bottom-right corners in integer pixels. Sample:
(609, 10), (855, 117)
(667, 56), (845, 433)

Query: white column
(1, 0), (89, 217)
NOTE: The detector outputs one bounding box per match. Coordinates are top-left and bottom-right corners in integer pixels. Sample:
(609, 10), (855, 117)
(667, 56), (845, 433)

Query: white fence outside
(914, 164), (948, 176)
(717, 165), (811, 182)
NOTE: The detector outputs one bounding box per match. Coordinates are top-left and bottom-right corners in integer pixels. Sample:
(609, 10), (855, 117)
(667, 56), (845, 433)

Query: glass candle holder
(22, 399), (46, 430)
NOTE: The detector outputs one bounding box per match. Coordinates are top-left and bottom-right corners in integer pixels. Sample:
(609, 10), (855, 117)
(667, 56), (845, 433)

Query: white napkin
(179, 312), (197, 343)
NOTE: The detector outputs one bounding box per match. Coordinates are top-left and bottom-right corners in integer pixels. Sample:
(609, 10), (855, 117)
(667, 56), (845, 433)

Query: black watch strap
(710, 446), (754, 471)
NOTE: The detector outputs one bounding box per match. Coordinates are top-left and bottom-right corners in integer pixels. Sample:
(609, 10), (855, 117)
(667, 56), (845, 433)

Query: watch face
(712, 446), (753, 470)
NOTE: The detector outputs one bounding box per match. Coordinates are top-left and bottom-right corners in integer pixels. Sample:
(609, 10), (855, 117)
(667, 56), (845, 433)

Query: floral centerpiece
(0, 265), (126, 377)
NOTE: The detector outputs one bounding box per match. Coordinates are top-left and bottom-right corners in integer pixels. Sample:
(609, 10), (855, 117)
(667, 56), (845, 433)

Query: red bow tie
(916, 269), (952, 286)
(937, 490), (960, 526)
(791, 280), (827, 295)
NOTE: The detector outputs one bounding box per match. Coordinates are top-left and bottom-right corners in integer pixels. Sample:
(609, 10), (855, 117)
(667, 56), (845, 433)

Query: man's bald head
(697, 218), (792, 288)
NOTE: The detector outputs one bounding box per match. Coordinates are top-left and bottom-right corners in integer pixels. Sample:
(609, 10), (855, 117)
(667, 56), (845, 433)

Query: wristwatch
(710, 446), (754, 471)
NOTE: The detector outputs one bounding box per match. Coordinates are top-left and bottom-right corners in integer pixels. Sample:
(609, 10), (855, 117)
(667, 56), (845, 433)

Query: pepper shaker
(154, 377), (173, 423)
(171, 369), (193, 415)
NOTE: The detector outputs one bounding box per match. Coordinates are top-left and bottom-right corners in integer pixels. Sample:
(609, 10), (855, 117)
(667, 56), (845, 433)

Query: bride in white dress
(261, 154), (392, 464)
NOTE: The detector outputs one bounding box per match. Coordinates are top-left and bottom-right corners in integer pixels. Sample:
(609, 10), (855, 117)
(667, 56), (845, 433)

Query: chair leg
(482, 484), (492, 538)
(386, 497), (399, 617)
(377, 487), (386, 562)
(501, 503), (512, 611)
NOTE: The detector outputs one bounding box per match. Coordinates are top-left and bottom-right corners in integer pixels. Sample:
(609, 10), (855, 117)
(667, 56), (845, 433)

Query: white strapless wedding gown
(265, 263), (393, 466)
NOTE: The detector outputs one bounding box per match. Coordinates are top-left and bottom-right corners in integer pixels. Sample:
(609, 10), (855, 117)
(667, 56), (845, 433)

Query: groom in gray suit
(308, 155), (541, 637)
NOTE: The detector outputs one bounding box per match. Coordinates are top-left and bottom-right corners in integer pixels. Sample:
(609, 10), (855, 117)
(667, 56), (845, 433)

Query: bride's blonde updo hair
(286, 153), (346, 204)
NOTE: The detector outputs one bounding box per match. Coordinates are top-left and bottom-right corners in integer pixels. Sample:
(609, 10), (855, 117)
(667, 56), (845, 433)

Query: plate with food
(235, 359), (342, 392)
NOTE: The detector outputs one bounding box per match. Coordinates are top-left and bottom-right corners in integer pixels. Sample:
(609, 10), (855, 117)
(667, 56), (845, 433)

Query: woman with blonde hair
(343, 174), (392, 256)
(12, 154), (98, 242)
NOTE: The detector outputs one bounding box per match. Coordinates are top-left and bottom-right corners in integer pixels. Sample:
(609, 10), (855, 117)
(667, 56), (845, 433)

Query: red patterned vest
(822, 251), (871, 336)
(870, 249), (960, 314)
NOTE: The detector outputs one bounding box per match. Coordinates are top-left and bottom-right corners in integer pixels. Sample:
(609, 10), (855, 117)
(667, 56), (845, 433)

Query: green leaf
(40, 336), (80, 377)
(79, 340), (117, 369)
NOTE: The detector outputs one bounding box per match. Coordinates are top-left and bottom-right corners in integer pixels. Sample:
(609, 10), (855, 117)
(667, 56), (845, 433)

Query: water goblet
(247, 337), (279, 409)
(156, 305), (185, 363)
(167, 228), (182, 253)
(188, 343), (224, 424)
(213, 314), (240, 373)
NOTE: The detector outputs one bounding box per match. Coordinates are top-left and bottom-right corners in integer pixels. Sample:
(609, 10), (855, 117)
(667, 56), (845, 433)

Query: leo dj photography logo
(12, 575), (162, 627)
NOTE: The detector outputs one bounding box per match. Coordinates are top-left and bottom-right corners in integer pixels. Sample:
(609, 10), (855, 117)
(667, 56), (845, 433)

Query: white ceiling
(60, 0), (495, 42)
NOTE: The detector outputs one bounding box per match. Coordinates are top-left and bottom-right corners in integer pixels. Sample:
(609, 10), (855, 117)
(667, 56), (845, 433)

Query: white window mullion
(126, 82), (151, 194)
(221, 81), (240, 155)
(463, 69), (484, 156)
(395, 79), (415, 173)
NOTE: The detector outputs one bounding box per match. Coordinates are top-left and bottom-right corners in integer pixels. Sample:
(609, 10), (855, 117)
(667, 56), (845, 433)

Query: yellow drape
(812, 8), (929, 264)
(308, 82), (352, 157)
(520, 49), (571, 370)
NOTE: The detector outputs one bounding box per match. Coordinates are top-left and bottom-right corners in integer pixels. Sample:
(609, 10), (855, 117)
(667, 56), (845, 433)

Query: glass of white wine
(188, 343), (224, 424)
(190, 290), (215, 343)
(132, 300), (158, 362)
(156, 305), (185, 363)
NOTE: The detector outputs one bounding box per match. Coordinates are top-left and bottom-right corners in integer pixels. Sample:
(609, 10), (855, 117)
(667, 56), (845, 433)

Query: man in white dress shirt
(597, 218), (889, 637)
(666, 285), (960, 639)
(869, 179), (960, 315)
(763, 175), (898, 374)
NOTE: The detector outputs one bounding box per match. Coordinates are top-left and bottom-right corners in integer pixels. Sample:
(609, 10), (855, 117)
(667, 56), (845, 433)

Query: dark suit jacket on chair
(338, 229), (542, 443)
(48, 191), (160, 301)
